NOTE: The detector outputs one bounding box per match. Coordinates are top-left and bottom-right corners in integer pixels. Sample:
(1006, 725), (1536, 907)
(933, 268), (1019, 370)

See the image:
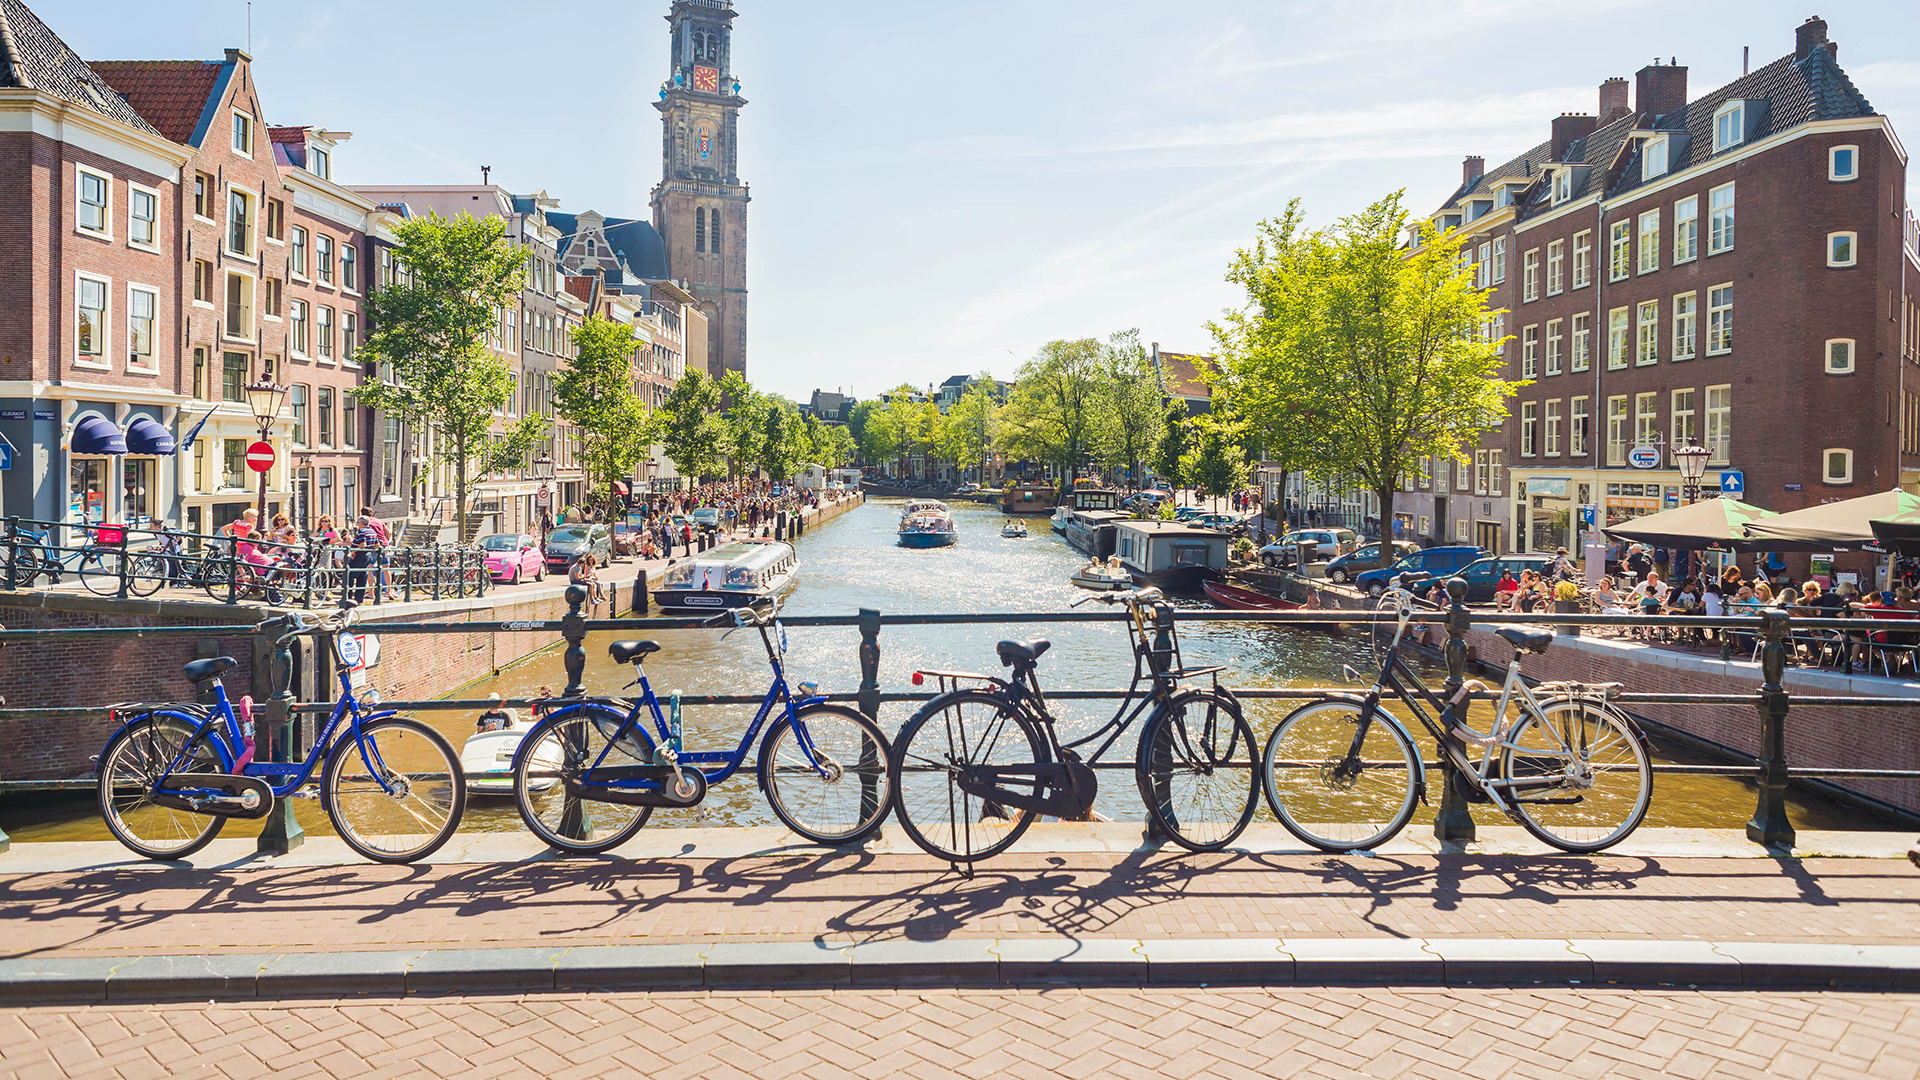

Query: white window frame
(289, 298), (310, 358)
(1708, 182), (1735, 254)
(1637, 209), (1660, 275)
(1670, 388), (1696, 458)
(317, 304), (335, 362)
(1545, 318), (1563, 376)
(1827, 231), (1857, 268)
(1606, 396), (1629, 466)
(1521, 324), (1538, 378)
(1572, 230), (1592, 288)
(1571, 396), (1589, 457)
(1672, 292), (1696, 361)
(1607, 306), (1630, 370)
(1673, 195), (1699, 263)
(126, 282), (159, 373)
(344, 311), (360, 367)
(1634, 392), (1659, 449)
(1705, 385), (1731, 465)
(75, 164), (112, 239)
(1475, 242), (1491, 289)
(1545, 239), (1564, 296)
(225, 183), (258, 260)
(1608, 221), (1631, 282)
(1822, 448), (1854, 485)
(341, 243), (358, 293)
(1545, 399), (1562, 457)
(1707, 284), (1733, 355)
(1829, 144), (1859, 182)
(1552, 169), (1571, 205)
(222, 269), (257, 343)
(1641, 135), (1668, 180)
(290, 226), (310, 281)
(1522, 248), (1539, 301)
(74, 270), (111, 368)
(1825, 338), (1855, 375)
(1571, 312), (1591, 373)
(1521, 402), (1537, 457)
(1636, 300), (1659, 366)
(316, 233), (335, 285)
(192, 171), (215, 224)
(232, 110), (254, 157)
(1713, 101), (1745, 152)
(126, 181), (161, 252)
(1491, 237), (1506, 285)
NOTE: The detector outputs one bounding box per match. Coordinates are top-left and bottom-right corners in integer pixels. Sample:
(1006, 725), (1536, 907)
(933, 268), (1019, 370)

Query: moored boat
(460, 722), (561, 796)
(1000, 484), (1055, 515)
(1050, 487), (1121, 530)
(1111, 519), (1229, 592)
(654, 538), (799, 612)
(899, 509), (958, 548)
(1202, 579), (1303, 610)
(1060, 509), (1127, 557)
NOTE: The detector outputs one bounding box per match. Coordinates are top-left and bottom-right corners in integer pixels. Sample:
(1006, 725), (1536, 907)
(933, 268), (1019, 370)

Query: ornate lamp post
(1674, 442), (1711, 505)
(245, 376), (288, 522)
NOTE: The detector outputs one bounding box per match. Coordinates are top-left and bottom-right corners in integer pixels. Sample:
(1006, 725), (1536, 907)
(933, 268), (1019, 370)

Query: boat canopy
(660, 540), (796, 590)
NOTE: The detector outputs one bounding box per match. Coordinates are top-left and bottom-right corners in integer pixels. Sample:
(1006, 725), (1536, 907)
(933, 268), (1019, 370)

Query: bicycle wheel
(1262, 697), (1421, 852)
(127, 554), (169, 597)
(78, 548), (125, 596)
(200, 556), (233, 600)
(759, 703), (892, 844)
(5, 545), (44, 588)
(1501, 700), (1652, 852)
(1137, 690), (1258, 852)
(888, 690), (1045, 863)
(96, 713), (228, 859)
(322, 717), (466, 864)
(513, 707), (654, 854)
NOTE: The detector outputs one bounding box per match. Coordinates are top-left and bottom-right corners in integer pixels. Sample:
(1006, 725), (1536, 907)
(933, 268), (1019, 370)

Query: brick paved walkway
(6, 985), (1918, 1080)
(3, 851), (1916, 960)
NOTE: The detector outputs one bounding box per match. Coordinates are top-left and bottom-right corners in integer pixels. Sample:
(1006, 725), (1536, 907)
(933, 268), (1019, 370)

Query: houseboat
(899, 507), (959, 548)
(1000, 483), (1056, 515)
(653, 538), (799, 612)
(1050, 487), (1121, 529)
(1060, 509), (1128, 558)
(1113, 520), (1230, 592)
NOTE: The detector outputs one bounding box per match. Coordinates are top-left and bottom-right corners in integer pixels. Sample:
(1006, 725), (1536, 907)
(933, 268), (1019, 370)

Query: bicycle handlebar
(1069, 586), (1165, 609)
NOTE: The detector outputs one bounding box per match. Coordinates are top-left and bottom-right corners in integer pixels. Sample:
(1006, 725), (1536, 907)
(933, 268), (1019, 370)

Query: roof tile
(88, 59), (224, 144)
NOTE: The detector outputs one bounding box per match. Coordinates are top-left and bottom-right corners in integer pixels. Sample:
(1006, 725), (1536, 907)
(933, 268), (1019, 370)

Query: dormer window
(309, 146), (331, 181)
(1552, 169), (1572, 205)
(1641, 135), (1668, 180)
(1713, 102), (1744, 152)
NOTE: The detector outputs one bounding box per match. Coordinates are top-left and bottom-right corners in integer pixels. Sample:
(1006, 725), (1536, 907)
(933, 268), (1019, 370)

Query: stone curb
(1, 938), (1915, 1004)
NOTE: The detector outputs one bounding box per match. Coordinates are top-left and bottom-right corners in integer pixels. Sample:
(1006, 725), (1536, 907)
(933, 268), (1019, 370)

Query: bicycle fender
(96, 708), (234, 777)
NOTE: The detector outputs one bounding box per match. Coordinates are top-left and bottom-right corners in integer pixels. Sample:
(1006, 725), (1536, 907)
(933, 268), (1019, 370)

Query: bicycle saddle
(995, 638), (1051, 666)
(1494, 626), (1554, 654)
(182, 656), (238, 682)
(609, 640), (661, 664)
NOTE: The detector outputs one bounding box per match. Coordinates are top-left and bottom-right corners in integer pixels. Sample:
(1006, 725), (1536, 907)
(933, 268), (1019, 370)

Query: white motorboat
(1070, 555), (1133, 591)
(1001, 521), (1029, 538)
(460, 719), (560, 795)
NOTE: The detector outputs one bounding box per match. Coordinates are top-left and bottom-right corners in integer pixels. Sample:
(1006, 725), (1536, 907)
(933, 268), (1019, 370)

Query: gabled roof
(88, 58), (228, 145)
(549, 210), (669, 285)
(1157, 352), (1215, 400)
(0, 0), (159, 135)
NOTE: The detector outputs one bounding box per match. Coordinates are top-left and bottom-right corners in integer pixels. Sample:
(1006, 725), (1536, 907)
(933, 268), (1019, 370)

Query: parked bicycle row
(92, 577), (1653, 868)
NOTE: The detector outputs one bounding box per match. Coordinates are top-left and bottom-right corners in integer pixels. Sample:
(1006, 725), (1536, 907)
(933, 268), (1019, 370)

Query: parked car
(1353, 545), (1490, 598)
(1324, 540), (1421, 584)
(1455, 553), (1556, 603)
(478, 533), (546, 585)
(1173, 506), (1210, 521)
(953, 482), (981, 495)
(690, 507), (724, 531)
(545, 524), (612, 570)
(1258, 529), (1363, 567)
(1192, 513), (1245, 532)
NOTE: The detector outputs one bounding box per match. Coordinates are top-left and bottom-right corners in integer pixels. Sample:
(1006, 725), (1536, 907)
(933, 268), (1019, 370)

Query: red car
(478, 533), (546, 585)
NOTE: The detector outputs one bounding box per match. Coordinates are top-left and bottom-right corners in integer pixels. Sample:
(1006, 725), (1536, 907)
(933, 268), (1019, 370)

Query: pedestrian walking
(347, 515), (379, 604)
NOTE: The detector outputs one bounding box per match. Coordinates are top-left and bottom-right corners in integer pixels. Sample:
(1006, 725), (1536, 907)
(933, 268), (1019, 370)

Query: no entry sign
(246, 440), (275, 473)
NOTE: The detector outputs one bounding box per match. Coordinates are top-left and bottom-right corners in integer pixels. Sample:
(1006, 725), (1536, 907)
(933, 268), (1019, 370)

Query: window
(290, 227), (308, 278)
(344, 467), (359, 518)
(127, 285), (156, 367)
(711, 209), (722, 256)
(318, 386), (334, 447)
(1490, 237), (1505, 284)
(316, 234), (334, 284)
(1823, 448), (1853, 485)
(1673, 195), (1698, 263)
(1520, 325), (1538, 378)
(1828, 231), (1857, 268)
(1706, 386), (1731, 464)
(382, 417), (401, 493)
(1546, 239), (1564, 295)
(77, 274), (107, 360)
(1708, 183), (1734, 253)
(695, 209), (706, 253)
(222, 352), (249, 403)
(343, 312), (358, 361)
(193, 172), (213, 219)
(1475, 242), (1491, 289)
(1545, 399), (1562, 456)
(1552, 169), (1571, 204)
(1826, 338), (1855, 374)
(193, 347), (209, 400)
(128, 185), (157, 248)
(1571, 313), (1591, 372)
(1672, 292), (1696, 360)
(263, 276), (281, 318)
(1572, 230), (1592, 288)
(1571, 396), (1589, 457)
(1634, 392), (1659, 449)
(317, 305), (334, 360)
(77, 167), (109, 235)
(1521, 402), (1538, 456)
(224, 273), (254, 339)
(289, 299), (309, 356)
(1830, 145), (1858, 182)
(1606, 396), (1630, 465)
(1545, 319), (1563, 376)
(1637, 210), (1659, 274)
(224, 438), (247, 489)
(310, 146), (331, 180)
(1523, 249), (1539, 301)
(1474, 450), (1489, 495)
(342, 402), (357, 448)
(1642, 135), (1668, 180)
(232, 111), (253, 156)
(1707, 284), (1733, 354)
(1488, 451), (1504, 497)
(290, 384), (309, 447)
(226, 188), (255, 256)
(1636, 300), (1659, 365)
(1671, 389), (1696, 455)
(342, 242), (357, 290)
(194, 259), (213, 303)
(1713, 102), (1744, 152)
(265, 198), (284, 241)
(1609, 221), (1631, 281)
(1608, 307), (1630, 369)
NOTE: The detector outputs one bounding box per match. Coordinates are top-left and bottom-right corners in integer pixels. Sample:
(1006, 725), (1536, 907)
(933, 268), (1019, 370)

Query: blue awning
(70, 414), (126, 455)
(124, 415), (176, 455)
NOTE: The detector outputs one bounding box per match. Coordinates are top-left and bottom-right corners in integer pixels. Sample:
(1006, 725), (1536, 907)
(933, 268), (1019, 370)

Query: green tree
(858, 397), (902, 472)
(935, 375), (1000, 482)
(846, 399), (877, 450)
(999, 338), (1106, 501)
(715, 371), (768, 481)
(552, 313), (656, 505)
(1097, 330), (1164, 488)
(351, 211), (546, 531)
(816, 423), (858, 469)
(1151, 400), (1191, 490)
(659, 368), (725, 481)
(1182, 413), (1248, 514)
(758, 397), (806, 481)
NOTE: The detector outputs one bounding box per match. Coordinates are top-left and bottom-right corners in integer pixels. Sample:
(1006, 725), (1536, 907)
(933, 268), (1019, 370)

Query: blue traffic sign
(1719, 470), (1744, 496)
(1580, 504), (1596, 527)
(0, 443), (11, 471)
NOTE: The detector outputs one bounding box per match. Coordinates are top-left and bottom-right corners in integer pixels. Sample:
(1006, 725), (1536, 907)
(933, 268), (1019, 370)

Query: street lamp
(1674, 442), (1711, 504)
(246, 375), (288, 524)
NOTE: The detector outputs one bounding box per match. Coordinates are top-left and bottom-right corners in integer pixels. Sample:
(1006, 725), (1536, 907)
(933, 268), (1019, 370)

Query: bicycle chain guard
(152, 774), (276, 819)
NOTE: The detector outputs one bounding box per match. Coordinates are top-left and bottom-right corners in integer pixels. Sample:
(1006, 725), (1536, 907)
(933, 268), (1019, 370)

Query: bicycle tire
(78, 548), (125, 596)
(5, 545), (44, 588)
(513, 706), (655, 855)
(888, 689), (1046, 863)
(96, 713), (229, 860)
(322, 717), (467, 864)
(200, 556), (233, 600)
(128, 554), (169, 597)
(1136, 689), (1258, 853)
(759, 703), (892, 844)
(1500, 699), (1652, 853)
(1261, 696), (1422, 852)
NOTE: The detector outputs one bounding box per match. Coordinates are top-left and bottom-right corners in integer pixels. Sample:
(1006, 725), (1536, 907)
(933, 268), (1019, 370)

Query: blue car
(1353, 545), (1489, 598)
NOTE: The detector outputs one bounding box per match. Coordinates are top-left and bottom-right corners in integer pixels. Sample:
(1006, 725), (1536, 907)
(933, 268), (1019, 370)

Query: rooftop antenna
(247, 2), (252, 52)
(481, 165), (492, 186)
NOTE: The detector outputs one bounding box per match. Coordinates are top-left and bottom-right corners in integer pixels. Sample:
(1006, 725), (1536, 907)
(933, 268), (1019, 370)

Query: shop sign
(1530, 477), (1569, 497)
(1627, 446), (1661, 469)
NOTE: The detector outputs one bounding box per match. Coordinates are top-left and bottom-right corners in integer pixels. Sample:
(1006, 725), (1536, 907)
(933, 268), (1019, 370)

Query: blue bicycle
(94, 603), (467, 863)
(510, 599), (892, 852)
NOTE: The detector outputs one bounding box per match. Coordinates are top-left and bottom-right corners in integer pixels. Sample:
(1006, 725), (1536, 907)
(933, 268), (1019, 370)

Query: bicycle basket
(91, 525), (126, 546)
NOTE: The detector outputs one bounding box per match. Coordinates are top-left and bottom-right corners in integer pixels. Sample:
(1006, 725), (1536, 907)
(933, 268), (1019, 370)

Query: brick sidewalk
(4, 850), (1916, 960)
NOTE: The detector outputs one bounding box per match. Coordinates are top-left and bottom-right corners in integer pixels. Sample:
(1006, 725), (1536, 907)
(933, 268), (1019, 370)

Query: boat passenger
(476, 693), (517, 733)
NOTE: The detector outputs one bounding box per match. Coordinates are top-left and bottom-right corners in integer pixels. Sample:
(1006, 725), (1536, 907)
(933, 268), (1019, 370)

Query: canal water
(7, 497), (1899, 841)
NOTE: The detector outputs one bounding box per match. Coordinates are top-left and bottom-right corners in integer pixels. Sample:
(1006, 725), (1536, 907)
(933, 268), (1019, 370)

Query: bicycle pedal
(291, 785), (322, 799)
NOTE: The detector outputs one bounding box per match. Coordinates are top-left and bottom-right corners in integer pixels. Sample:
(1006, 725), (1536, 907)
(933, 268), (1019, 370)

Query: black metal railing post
(115, 528), (131, 599)
(562, 584), (588, 699)
(302, 541), (317, 609)
(3, 515), (17, 590)
(227, 546), (239, 605)
(857, 606), (882, 830)
(1433, 577), (1477, 844)
(430, 543), (443, 601)
(402, 547), (413, 603)
(634, 568), (649, 617)
(1747, 607), (1796, 848)
(256, 622), (305, 853)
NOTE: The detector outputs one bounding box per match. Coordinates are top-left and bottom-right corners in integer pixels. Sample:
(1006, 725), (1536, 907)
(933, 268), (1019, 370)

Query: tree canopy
(552, 313), (656, 504)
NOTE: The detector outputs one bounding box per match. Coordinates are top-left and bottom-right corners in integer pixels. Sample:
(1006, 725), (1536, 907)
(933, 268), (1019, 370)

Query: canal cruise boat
(1113, 520), (1230, 591)
(653, 539), (799, 612)
(899, 506), (959, 548)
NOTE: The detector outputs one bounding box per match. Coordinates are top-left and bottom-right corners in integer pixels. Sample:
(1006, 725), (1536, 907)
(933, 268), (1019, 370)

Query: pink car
(478, 533), (546, 585)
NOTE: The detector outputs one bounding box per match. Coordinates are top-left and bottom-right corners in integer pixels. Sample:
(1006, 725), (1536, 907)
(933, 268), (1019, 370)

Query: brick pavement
(4, 984), (1917, 1080)
(3, 851), (1916, 960)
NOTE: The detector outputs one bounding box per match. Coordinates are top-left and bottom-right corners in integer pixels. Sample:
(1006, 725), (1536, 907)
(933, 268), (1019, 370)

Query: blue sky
(63, 0), (1920, 400)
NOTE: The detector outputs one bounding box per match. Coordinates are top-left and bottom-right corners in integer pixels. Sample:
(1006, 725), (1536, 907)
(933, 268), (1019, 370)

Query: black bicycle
(886, 587), (1258, 864)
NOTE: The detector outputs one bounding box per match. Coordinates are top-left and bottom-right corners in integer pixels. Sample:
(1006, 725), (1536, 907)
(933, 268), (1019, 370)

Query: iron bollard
(857, 607), (881, 828)
(227, 546), (239, 605)
(1433, 577), (1477, 844)
(634, 568), (649, 616)
(302, 541), (317, 609)
(1747, 607), (1795, 848)
(3, 515), (17, 590)
(561, 584), (588, 699)
(256, 623), (306, 853)
(431, 543), (443, 601)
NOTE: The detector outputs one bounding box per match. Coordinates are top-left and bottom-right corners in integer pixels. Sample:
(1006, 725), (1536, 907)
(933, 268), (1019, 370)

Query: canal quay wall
(0, 493), (864, 782)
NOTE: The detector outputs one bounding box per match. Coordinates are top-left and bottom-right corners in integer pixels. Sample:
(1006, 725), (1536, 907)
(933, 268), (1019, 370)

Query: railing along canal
(0, 586), (1914, 855)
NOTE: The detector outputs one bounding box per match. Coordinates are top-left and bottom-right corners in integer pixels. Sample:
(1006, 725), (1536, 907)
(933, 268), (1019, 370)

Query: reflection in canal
(6, 497), (1900, 841)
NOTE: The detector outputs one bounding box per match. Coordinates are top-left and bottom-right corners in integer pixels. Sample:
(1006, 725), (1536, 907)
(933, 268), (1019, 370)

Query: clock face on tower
(693, 65), (719, 93)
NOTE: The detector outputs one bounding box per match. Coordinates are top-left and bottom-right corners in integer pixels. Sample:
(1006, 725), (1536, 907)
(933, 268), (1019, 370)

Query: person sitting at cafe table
(476, 693), (517, 732)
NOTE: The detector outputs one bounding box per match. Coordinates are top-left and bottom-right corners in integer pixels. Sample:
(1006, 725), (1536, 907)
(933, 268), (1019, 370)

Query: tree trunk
(455, 444), (469, 547)
(1374, 482), (1395, 570)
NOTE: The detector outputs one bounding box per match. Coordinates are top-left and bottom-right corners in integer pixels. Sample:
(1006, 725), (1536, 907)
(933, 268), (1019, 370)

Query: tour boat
(1071, 556), (1133, 591)
(899, 509), (958, 548)
(460, 720), (560, 796)
(653, 538), (799, 612)
(899, 498), (950, 518)
(1112, 520), (1230, 592)
(1001, 521), (1029, 538)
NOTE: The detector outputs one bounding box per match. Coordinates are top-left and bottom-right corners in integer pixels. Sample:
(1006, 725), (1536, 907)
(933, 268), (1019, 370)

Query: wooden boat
(1205, 578), (1345, 633)
(1051, 488), (1121, 529)
(1111, 520), (1229, 591)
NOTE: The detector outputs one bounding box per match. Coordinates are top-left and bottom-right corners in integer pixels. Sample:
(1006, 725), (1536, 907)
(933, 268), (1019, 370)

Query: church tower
(652, 0), (748, 379)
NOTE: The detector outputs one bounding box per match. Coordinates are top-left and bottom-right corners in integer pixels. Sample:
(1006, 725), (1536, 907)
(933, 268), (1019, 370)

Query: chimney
(1634, 61), (1689, 121)
(1462, 155), (1485, 186)
(1551, 113), (1597, 162)
(1598, 77), (1631, 122)
(1796, 15), (1833, 60)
